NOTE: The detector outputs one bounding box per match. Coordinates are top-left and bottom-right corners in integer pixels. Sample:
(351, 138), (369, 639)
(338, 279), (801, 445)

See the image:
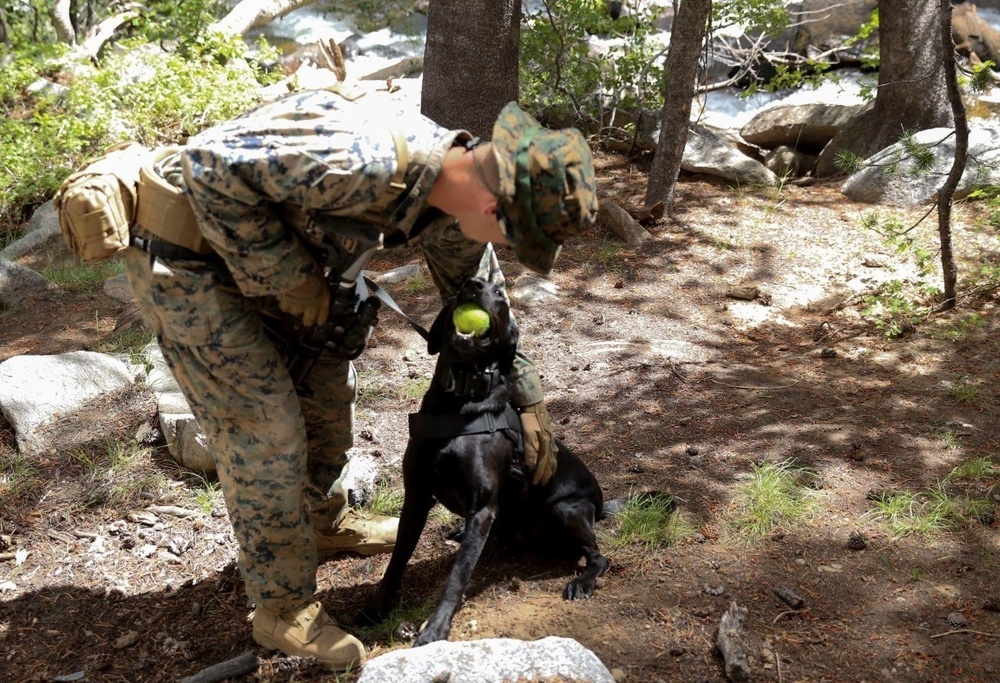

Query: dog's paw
(563, 578), (596, 601)
(413, 627), (447, 647)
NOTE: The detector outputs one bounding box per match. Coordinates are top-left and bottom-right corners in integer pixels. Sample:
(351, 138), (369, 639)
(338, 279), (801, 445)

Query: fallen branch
(179, 651), (259, 683)
(147, 505), (197, 518)
(930, 628), (1000, 639)
(716, 601), (751, 682)
(598, 199), (653, 246)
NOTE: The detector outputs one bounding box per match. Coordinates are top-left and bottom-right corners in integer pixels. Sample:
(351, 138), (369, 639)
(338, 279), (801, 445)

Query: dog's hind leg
(553, 499), (611, 600)
(413, 502), (497, 646)
(360, 485), (436, 625)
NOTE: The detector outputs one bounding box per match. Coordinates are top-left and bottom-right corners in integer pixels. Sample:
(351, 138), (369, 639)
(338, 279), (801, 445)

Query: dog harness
(408, 382), (527, 481)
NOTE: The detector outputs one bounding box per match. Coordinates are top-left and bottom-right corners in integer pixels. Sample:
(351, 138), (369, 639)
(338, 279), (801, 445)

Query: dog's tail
(602, 490), (677, 519)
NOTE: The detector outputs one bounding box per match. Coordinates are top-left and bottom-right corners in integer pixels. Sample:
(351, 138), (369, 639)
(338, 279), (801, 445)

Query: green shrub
(519, 0), (667, 126)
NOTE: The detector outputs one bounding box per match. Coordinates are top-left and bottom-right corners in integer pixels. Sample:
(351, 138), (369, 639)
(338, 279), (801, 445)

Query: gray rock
(0, 257), (58, 308)
(741, 103), (867, 151)
(356, 636), (615, 683)
(103, 274), (134, 302)
(682, 124), (778, 187)
(142, 343), (215, 474)
(0, 351), (135, 453)
(841, 121), (1000, 206)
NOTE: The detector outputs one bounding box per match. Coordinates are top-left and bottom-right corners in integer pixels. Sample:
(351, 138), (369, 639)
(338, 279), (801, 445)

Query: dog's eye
(493, 287), (502, 297)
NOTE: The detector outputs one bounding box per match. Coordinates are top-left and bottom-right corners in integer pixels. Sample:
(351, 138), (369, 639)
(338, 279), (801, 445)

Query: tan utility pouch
(54, 142), (152, 262)
(135, 146), (213, 255)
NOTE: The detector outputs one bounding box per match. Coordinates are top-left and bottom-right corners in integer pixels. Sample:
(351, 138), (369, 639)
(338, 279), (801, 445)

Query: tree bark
(210, 0), (318, 37)
(817, 0), (952, 174)
(645, 0), (712, 212)
(936, 0), (964, 308)
(421, 0), (520, 139)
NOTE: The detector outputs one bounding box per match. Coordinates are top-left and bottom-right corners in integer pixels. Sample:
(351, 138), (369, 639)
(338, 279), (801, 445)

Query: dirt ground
(2, 150), (1000, 683)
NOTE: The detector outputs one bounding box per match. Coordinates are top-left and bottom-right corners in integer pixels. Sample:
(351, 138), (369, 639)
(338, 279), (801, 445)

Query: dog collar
(433, 365), (503, 400)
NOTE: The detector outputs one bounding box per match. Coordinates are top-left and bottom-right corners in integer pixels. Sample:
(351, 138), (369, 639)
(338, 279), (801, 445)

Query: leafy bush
(0, 34), (278, 227)
(519, 0), (667, 127)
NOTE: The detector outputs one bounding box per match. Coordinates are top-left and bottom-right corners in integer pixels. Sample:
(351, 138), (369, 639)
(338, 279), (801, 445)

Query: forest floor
(2, 149), (1000, 683)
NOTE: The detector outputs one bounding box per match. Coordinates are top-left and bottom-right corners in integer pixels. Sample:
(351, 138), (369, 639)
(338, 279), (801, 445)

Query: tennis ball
(452, 303), (491, 336)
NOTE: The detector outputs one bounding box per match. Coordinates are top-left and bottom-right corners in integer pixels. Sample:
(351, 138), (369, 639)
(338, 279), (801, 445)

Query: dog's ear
(427, 304), (451, 356)
(498, 316), (520, 375)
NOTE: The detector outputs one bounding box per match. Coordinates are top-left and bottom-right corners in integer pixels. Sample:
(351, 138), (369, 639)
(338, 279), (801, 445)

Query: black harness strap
(409, 403), (526, 480)
(130, 234), (222, 263)
(408, 403), (521, 440)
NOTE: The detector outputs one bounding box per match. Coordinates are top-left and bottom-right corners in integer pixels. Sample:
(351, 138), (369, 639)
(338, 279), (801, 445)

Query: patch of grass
(937, 430), (960, 451)
(356, 369), (395, 404)
(404, 272), (431, 295)
(353, 593), (435, 648)
(97, 326), (155, 362)
(71, 440), (167, 508)
(0, 450), (42, 506)
(1, 228), (25, 250)
(928, 312), (987, 341)
(947, 377), (984, 406)
(946, 456), (997, 482)
(726, 460), (820, 538)
(866, 484), (992, 538)
(605, 491), (692, 551)
(398, 377), (431, 401)
(364, 478), (405, 517)
(42, 258), (126, 294)
(185, 472), (221, 515)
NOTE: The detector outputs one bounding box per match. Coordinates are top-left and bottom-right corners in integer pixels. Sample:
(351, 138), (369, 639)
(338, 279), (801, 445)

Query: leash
(363, 275), (431, 342)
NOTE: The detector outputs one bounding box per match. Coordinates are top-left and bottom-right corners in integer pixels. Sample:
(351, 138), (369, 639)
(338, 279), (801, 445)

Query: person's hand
(277, 272), (330, 327)
(519, 400), (556, 485)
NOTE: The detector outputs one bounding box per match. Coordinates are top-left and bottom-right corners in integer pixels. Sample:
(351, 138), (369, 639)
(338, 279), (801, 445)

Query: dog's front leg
(359, 486), (436, 625)
(413, 503), (497, 646)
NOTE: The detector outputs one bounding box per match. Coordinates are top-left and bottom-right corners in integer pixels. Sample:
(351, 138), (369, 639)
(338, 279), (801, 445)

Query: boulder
(356, 636), (615, 683)
(840, 119), (1000, 206)
(740, 102), (868, 152)
(0, 351), (137, 453)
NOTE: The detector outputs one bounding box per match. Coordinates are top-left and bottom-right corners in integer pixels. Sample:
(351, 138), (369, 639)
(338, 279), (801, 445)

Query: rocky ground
(1, 149), (1000, 682)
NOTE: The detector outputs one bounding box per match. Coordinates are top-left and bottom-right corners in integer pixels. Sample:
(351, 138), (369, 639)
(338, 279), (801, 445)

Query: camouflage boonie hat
(491, 102), (598, 275)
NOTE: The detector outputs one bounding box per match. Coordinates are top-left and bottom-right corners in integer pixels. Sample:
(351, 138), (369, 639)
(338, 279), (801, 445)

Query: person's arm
(181, 91), (403, 299)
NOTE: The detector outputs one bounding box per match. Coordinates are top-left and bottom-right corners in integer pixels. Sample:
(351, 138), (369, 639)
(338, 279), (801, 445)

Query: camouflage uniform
(125, 89), (543, 614)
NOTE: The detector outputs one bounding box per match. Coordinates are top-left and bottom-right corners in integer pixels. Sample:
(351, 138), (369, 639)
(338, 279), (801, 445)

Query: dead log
(774, 586), (805, 609)
(180, 651), (259, 683)
(716, 601), (751, 682)
(211, 0), (320, 37)
(79, 6), (142, 61)
(625, 200), (665, 224)
(597, 199), (653, 246)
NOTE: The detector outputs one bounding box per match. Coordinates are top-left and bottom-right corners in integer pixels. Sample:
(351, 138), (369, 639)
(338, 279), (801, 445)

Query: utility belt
(133, 146), (215, 257)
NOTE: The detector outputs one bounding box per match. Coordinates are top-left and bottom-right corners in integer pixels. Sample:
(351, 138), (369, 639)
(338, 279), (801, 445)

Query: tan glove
(277, 271), (330, 328)
(519, 400), (557, 485)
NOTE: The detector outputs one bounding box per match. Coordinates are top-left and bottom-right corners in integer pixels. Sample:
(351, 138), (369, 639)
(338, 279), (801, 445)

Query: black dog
(361, 274), (610, 645)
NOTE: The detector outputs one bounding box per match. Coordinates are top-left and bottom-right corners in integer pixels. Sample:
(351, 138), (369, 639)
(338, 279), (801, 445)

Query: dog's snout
(458, 278), (487, 300)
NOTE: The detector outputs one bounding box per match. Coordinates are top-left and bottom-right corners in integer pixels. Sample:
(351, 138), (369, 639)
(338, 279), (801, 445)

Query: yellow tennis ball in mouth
(452, 303), (491, 336)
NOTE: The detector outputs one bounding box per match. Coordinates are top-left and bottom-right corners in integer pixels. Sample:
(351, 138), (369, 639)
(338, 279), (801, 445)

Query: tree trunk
(817, 0), (952, 174)
(645, 0), (712, 211)
(210, 0), (318, 37)
(50, 0), (75, 45)
(936, 0), (963, 308)
(421, 0), (520, 139)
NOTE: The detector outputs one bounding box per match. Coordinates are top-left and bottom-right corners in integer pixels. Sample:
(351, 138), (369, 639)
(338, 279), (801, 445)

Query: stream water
(246, 4), (1000, 130)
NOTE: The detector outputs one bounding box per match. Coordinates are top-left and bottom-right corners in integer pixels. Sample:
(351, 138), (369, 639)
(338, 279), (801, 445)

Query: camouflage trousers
(126, 248), (354, 613)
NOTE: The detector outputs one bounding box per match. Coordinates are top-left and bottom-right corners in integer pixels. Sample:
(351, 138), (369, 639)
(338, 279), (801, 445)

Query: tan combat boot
(315, 509), (398, 559)
(252, 601), (365, 672)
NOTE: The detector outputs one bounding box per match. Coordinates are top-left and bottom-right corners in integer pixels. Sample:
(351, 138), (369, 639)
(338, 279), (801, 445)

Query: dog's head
(428, 275), (519, 375)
